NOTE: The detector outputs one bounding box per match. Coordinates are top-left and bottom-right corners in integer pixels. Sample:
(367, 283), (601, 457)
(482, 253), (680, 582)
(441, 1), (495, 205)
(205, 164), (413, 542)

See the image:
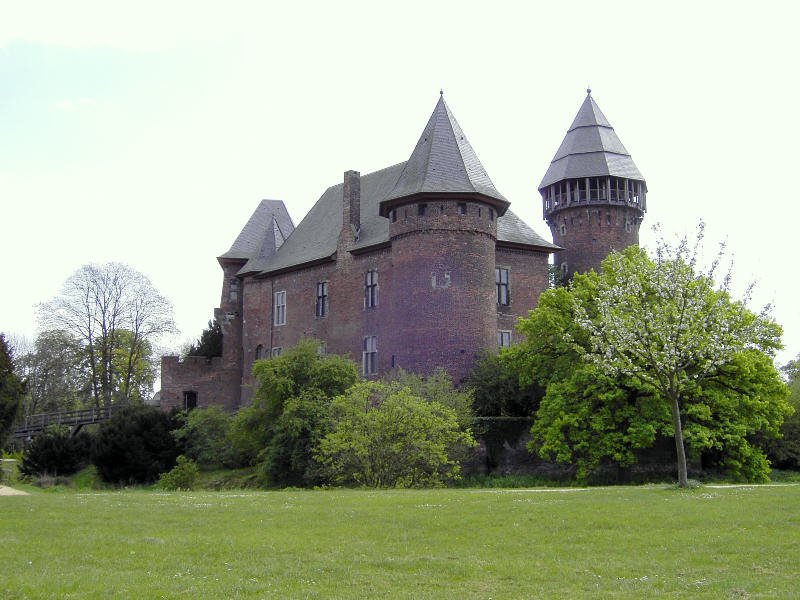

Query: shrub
(91, 406), (181, 484)
(20, 426), (92, 477)
(316, 381), (477, 487)
(157, 455), (199, 490)
(172, 406), (238, 469)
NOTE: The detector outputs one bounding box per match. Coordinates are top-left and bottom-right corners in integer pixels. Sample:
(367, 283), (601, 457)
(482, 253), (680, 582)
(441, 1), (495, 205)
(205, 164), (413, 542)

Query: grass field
(2, 484), (799, 598)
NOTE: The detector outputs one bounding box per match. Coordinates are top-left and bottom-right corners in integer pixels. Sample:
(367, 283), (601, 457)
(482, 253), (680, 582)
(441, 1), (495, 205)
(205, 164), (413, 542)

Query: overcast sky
(2, 0), (799, 368)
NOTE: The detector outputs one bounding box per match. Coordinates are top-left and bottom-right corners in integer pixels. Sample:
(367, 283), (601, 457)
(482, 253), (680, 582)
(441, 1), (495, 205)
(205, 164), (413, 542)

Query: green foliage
(240, 340), (359, 485)
(758, 356), (800, 469)
(258, 388), (332, 487)
(387, 368), (475, 427)
(186, 319), (223, 358)
(316, 381), (476, 487)
(17, 330), (86, 415)
(20, 426), (92, 477)
(0, 333), (25, 446)
(157, 455), (200, 490)
(516, 244), (791, 484)
(172, 406), (238, 469)
(91, 406), (182, 484)
(466, 352), (540, 417)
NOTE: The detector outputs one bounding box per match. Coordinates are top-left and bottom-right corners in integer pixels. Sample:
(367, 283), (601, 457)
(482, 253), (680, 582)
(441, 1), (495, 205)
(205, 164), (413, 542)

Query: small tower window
(489, 208), (495, 222)
(316, 281), (328, 318)
(273, 290), (286, 326)
(365, 270), (378, 308)
(390, 209), (397, 223)
(458, 202), (467, 215)
(183, 391), (198, 411)
(498, 330), (511, 348)
(495, 267), (510, 306)
(229, 278), (239, 301)
(363, 335), (377, 375)
(255, 344), (264, 359)
(418, 203), (427, 216)
(559, 223), (567, 236)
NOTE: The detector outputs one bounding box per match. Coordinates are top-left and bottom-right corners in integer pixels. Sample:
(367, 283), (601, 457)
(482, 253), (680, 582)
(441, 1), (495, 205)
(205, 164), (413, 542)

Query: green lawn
(2, 484), (798, 598)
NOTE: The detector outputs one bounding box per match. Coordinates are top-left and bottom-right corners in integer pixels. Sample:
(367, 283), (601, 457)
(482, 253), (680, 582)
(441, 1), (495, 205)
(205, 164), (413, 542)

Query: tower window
(625, 220), (633, 232)
(458, 202), (467, 215)
(183, 391), (198, 411)
(272, 347), (282, 357)
(363, 335), (377, 375)
(273, 290), (286, 326)
(390, 209), (397, 223)
(489, 208), (495, 222)
(365, 270), (378, 308)
(418, 203), (427, 216)
(316, 281), (328, 318)
(255, 344), (264, 359)
(229, 278), (239, 301)
(498, 330), (511, 348)
(495, 267), (510, 306)
(559, 223), (567, 236)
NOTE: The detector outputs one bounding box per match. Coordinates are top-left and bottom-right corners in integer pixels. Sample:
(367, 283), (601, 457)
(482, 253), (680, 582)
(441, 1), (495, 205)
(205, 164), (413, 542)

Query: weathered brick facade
(161, 92), (645, 410)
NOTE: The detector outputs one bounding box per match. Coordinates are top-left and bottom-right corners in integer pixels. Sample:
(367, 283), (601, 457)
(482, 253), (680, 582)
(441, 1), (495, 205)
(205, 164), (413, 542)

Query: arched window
(255, 344), (264, 359)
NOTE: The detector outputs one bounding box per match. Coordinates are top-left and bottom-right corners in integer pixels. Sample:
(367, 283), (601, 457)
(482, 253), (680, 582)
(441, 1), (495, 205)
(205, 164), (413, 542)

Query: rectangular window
(271, 347), (282, 357)
(365, 270), (378, 308)
(457, 202), (467, 215)
(498, 331), (511, 348)
(390, 209), (397, 223)
(489, 207), (495, 221)
(274, 290), (286, 326)
(363, 335), (377, 375)
(315, 281), (328, 318)
(317, 341), (327, 355)
(418, 203), (427, 216)
(496, 268), (509, 306)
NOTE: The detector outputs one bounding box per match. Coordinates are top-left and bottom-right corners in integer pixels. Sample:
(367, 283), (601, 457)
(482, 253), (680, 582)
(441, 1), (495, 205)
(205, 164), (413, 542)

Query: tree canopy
(39, 263), (176, 407)
(517, 233), (790, 485)
(0, 333), (25, 446)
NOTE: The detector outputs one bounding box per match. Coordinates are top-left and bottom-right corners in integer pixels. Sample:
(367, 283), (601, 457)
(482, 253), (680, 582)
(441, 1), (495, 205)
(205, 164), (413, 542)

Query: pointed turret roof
(539, 91), (645, 190)
(383, 94), (508, 207)
(217, 199), (295, 274)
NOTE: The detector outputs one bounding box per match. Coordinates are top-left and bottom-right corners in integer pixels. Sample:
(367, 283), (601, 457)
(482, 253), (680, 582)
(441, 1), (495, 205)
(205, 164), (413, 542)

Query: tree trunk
(669, 393), (689, 487)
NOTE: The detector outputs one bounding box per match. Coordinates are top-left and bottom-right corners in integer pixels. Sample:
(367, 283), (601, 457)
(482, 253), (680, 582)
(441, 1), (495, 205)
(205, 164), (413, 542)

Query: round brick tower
(379, 94), (510, 380)
(539, 90), (647, 280)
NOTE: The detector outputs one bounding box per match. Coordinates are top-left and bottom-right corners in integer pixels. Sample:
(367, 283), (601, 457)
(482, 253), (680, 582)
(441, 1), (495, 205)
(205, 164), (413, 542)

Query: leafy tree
(316, 381), (476, 487)
(520, 229), (790, 486)
(186, 319), (223, 358)
(0, 333), (25, 446)
(230, 340), (358, 484)
(387, 368), (475, 426)
(758, 356), (800, 469)
(39, 263), (176, 407)
(20, 426), (92, 477)
(466, 351), (540, 417)
(172, 406), (236, 469)
(17, 330), (86, 415)
(91, 406), (181, 484)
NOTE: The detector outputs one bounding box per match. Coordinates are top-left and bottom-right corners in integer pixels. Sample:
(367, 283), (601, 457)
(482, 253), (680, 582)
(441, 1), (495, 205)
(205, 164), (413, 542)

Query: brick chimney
(343, 170), (361, 241)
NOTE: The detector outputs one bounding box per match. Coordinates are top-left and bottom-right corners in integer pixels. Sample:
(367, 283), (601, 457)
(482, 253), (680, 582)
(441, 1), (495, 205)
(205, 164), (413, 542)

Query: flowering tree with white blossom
(574, 225), (783, 486)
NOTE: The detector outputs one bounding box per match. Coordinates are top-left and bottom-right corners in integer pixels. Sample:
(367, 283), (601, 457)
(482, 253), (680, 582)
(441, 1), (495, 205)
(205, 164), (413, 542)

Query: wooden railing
(12, 405), (123, 440)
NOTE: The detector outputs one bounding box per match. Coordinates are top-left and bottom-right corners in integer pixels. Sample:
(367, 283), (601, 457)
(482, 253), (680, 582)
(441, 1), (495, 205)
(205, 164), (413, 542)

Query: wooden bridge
(12, 405), (123, 440)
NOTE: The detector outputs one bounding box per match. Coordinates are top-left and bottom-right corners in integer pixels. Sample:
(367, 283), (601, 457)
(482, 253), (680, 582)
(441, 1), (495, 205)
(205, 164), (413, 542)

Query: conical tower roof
(539, 91), (645, 190)
(383, 94), (508, 207)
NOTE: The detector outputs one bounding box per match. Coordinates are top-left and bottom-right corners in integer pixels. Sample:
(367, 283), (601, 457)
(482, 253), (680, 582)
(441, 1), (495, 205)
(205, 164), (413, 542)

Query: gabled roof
(384, 94), (508, 205)
(539, 91), (645, 190)
(217, 200), (294, 273)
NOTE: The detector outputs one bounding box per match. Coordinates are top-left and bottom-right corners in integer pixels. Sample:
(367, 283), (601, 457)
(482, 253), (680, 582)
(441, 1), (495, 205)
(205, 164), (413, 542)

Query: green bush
(172, 406), (240, 469)
(91, 406), (181, 485)
(316, 381), (477, 487)
(20, 426), (92, 477)
(157, 455), (199, 490)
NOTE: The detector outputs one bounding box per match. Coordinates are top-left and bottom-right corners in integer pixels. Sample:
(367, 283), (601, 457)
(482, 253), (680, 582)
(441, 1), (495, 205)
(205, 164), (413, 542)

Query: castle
(160, 91), (647, 411)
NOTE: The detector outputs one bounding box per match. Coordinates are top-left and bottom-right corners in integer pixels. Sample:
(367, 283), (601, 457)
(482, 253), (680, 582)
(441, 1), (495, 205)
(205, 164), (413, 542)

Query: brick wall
(548, 204), (643, 277)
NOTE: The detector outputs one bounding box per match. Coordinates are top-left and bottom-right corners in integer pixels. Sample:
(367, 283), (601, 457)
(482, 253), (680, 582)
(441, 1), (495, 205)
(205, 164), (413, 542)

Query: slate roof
(539, 91), (646, 190)
(228, 97), (557, 277)
(217, 200), (294, 273)
(384, 94), (508, 205)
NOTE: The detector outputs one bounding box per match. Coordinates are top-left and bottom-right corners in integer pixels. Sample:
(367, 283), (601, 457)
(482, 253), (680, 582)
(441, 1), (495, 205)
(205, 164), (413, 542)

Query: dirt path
(0, 485), (28, 496)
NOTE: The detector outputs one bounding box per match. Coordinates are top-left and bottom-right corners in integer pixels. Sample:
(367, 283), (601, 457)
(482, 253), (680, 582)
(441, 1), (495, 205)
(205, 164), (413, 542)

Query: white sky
(2, 0), (799, 365)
